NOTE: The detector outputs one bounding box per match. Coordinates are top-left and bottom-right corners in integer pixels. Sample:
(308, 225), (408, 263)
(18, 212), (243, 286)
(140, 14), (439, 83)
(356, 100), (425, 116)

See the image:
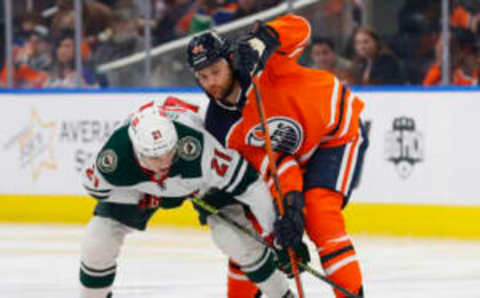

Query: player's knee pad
(208, 205), (264, 264)
(80, 216), (133, 290)
(207, 206), (276, 283)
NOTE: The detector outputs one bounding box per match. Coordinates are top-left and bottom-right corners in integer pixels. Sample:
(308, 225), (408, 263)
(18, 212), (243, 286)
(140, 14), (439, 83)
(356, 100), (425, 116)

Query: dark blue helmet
(187, 31), (231, 71)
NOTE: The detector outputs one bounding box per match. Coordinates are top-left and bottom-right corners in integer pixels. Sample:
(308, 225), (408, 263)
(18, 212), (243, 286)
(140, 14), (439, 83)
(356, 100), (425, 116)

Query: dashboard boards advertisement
(0, 89), (478, 207)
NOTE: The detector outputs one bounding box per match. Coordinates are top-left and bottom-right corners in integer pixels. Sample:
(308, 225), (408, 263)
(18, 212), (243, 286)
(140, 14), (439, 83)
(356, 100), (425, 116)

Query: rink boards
(0, 88), (479, 239)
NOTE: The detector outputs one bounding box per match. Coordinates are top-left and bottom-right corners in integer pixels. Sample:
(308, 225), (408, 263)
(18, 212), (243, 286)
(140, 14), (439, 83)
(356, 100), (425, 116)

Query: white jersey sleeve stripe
(288, 47), (305, 58)
(338, 92), (355, 138)
(277, 159), (297, 176)
(260, 155), (270, 179)
(226, 159), (249, 193)
(335, 141), (353, 191)
(343, 130), (363, 193)
(325, 255), (358, 276)
(291, 15), (312, 49)
(327, 77), (340, 128)
(266, 159), (297, 189)
(299, 144), (318, 164)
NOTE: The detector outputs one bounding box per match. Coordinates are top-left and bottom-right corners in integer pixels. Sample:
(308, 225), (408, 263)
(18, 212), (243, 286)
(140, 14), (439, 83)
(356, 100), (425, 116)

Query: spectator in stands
(176, 0), (237, 35)
(12, 0), (56, 21)
(233, 0), (260, 19)
(91, 8), (145, 67)
(450, 1), (480, 33)
(423, 35), (452, 86)
(98, 0), (120, 7)
(454, 43), (479, 85)
(14, 13), (48, 47)
(0, 3), (4, 70)
(152, 0), (193, 44)
(306, 0), (360, 59)
(51, 1), (78, 39)
(83, 1), (113, 50)
(308, 37), (354, 83)
(423, 31), (478, 86)
(15, 29), (52, 72)
(390, 0), (440, 84)
(0, 29), (52, 88)
(44, 29), (98, 88)
(352, 26), (407, 85)
(50, 0), (115, 62)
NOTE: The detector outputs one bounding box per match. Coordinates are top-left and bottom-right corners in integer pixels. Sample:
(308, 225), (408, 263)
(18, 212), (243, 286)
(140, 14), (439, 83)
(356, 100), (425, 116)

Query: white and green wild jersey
(80, 108), (275, 233)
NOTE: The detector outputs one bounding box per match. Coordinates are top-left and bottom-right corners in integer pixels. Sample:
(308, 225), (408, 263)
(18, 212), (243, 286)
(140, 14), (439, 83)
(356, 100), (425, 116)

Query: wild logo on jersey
(177, 136), (202, 161)
(246, 117), (304, 154)
(384, 116), (424, 179)
(97, 149), (118, 173)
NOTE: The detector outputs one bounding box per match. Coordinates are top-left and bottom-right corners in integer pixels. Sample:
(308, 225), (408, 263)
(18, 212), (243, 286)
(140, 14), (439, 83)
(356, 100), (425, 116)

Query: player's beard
(204, 67), (237, 107)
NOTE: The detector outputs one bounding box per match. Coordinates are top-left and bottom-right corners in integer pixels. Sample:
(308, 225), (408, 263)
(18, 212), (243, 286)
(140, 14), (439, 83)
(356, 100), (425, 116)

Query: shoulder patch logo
(96, 149), (118, 173)
(246, 117), (304, 154)
(178, 136), (202, 161)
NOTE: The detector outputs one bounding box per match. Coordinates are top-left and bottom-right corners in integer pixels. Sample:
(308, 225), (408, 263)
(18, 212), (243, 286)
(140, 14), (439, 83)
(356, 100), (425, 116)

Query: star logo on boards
(16, 108), (58, 180)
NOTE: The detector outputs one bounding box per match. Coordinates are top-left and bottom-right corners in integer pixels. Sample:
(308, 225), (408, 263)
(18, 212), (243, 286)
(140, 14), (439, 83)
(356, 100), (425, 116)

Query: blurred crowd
(303, 0), (480, 86)
(0, 0), (282, 88)
(0, 0), (479, 88)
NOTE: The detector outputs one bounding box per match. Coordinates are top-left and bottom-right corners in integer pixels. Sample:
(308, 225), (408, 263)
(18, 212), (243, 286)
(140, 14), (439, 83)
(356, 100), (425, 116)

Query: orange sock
(304, 188), (363, 297)
(227, 259), (261, 298)
(319, 237), (363, 297)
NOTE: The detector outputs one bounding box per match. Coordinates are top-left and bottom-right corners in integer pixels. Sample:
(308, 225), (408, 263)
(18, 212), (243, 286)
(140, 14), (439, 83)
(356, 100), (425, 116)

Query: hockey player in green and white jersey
(79, 99), (296, 298)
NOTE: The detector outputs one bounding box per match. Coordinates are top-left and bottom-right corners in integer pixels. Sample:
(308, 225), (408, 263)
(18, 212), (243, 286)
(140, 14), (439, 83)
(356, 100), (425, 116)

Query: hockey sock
(80, 261), (116, 298)
(241, 247), (290, 298)
(319, 237), (363, 297)
(304, 188), (363, 297)
(227, 260), (261, 298)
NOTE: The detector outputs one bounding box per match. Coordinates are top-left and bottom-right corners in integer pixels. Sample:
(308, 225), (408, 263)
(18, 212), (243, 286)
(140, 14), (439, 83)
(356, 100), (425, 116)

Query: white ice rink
(0, 224), (479, 298)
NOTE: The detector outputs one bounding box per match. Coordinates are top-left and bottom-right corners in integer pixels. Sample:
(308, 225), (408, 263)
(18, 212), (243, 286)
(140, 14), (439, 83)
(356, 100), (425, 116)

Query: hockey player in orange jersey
(187, 14), (368, 297)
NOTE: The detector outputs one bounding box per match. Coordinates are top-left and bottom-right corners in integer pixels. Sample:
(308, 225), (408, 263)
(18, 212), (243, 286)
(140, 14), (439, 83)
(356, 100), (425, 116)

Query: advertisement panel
(0, 90), (479, 207)
(356, 91), (479, 206)
(0, 92), (209, 195)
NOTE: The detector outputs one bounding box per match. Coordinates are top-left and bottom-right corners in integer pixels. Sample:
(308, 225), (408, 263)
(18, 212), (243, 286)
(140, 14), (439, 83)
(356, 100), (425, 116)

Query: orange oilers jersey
(423, 64), (442, 86)
(450, 6), (471, 30)
(453, 68), (478, 86)
(216, 14), (365, 196)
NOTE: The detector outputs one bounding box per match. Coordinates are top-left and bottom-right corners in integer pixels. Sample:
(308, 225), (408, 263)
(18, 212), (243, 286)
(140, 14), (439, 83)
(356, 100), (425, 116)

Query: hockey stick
(190, 196), (361, 298)
(251, 81), (305, 298)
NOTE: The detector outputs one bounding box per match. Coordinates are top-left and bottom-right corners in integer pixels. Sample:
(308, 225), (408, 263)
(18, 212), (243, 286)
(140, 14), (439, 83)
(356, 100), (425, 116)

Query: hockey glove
(274, 241), (311, 278)
(233, 21), (280, 80)
(273, 191), (305, 249)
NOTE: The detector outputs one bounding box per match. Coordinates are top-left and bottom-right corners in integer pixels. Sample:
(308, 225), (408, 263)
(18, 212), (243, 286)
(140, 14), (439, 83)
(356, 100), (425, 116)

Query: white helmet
(128, 106), (178, 158)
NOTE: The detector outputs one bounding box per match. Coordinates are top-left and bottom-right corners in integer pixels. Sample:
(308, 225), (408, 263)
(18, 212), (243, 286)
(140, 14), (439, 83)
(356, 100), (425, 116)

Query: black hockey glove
(273, 191), (305, 249)
(274, 241), (311, 278)
(233, 21), (280, 80)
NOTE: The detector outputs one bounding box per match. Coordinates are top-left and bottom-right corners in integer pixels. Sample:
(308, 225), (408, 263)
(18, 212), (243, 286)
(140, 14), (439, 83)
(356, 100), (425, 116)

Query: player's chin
(204, 89), (220, 101)
(211, 89), (225, 101)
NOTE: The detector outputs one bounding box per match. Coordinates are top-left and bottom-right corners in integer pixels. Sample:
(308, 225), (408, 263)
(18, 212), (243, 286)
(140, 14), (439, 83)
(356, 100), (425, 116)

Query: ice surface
(0, 224), (479, 298)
